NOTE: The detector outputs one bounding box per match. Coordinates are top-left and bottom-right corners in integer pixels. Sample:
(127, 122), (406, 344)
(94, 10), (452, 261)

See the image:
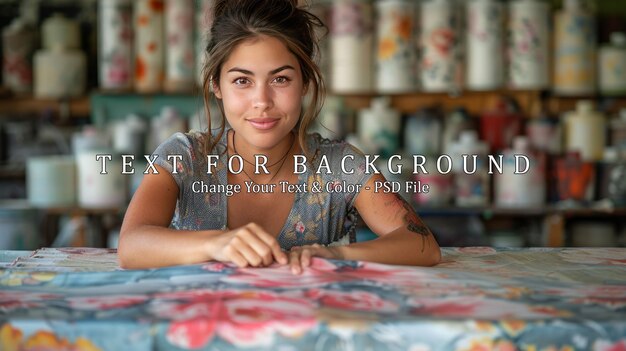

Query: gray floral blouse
(153, 129), (373, 250)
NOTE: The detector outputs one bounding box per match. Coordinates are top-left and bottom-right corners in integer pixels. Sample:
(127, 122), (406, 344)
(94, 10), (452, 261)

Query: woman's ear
(212, 80), (222, 99)
(302, 82), (309, 96)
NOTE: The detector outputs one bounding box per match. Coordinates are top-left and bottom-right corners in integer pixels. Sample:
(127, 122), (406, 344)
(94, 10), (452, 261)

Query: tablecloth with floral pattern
(1, 247), (625, 351)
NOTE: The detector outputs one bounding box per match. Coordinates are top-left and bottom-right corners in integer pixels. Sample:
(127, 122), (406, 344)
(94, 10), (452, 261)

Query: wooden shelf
(2, 90), (624, 121)
(41, 207), (123, 216)
(0, 95), (90, 118)
(416, 206), (626, 219)
(0, 164), (25, 179)
(338, 90), (626, 116)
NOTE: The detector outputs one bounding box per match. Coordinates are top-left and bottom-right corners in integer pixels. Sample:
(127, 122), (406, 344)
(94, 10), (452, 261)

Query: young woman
(118, 0), (441, 273)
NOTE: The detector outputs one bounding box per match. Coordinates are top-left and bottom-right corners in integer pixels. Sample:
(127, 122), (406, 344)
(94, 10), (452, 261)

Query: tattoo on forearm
(384, 194), (432, 252)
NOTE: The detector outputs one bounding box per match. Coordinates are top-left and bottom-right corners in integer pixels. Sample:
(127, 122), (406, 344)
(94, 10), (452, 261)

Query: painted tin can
(507, 0), (550, 89)
(376, 0), (417, 93)
(2, 19), (36, 93)
(466, 0), (504, 90)
(420, 0), (463, 92)
(165, 0), (195, 92)
(330, 0), (374, 93)
(98, 0), (133, 90)
(553, 0), (596, 96)
(134, 0), (165, 93)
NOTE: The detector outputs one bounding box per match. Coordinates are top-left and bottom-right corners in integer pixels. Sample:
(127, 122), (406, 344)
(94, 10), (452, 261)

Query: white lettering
(207, 155), (219, 174)
(317, 155), (332, 174)
(122, 155), (135, 174)
(255, 155), (269, 174)
(96, 154), (112, 174)
(412, 155), (427, 174)
(364, 155), (380, 174)
(388, 155), (402, 175)
(515, 155), (530, 174)
(437, 155), (452, 174)
(168, 155), (183, 174)
(341, 155), (354, 174)
(293, 155), (307, 174)
(144, 155), (159, 174)
(488, 155), (503, 174)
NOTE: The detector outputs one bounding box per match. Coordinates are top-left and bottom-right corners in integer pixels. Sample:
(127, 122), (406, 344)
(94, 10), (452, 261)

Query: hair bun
(212, 0), (228, 19)
(212, 0), (300, 19)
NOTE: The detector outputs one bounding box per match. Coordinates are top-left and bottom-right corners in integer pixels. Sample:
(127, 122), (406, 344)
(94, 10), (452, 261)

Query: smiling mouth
(247, 118), (279, 130)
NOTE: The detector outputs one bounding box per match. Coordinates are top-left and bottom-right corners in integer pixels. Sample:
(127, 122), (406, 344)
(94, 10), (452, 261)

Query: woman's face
(214, 35), (306, 151)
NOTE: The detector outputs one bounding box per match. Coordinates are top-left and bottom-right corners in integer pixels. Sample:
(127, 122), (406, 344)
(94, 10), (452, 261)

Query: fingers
(248, 223), (288, 265)
(224, 223), (286, 267)
(223, 244), (248, 268)
(238, 226), (274, 266)
(301, 248), (313, 268)
(289, 249), (302, 275)
(289, 246), (316, 275)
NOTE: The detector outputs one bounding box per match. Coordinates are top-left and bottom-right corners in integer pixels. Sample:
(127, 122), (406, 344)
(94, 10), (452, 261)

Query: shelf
(40, 207), (123, 216)
(0, 95), (90, 118)
(0, 164), (25, 179)
(339, 90), (539, 115)
(338, 90), (626, 116)
(2, 90), (624, 122)
(416, 206), (626, 219)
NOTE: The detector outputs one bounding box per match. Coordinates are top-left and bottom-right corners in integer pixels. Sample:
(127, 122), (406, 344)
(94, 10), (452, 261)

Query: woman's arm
(288, 174), (441, 273)
(118, 165), (287, 269)
(337, 173), (441, 266)
(118, 165), (220, 268)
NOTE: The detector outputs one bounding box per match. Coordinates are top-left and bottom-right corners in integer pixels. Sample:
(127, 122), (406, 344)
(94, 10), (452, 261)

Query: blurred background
(0, 0), (624, 251)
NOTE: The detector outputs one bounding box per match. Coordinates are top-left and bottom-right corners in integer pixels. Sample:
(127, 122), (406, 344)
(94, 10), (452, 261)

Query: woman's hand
(288, 244), (343, 275)
(211, 223), (288, 268)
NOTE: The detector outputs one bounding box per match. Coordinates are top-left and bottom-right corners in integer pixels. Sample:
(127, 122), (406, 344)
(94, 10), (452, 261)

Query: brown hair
(202, 0), (326, 157)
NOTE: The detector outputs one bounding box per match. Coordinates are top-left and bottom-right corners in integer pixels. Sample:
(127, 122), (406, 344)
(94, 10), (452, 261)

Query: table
(1, 247), (625, 350)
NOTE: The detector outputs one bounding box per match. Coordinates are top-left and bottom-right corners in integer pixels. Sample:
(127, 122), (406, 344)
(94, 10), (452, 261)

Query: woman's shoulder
(306, 132), (365, 159)
(156, 130), (203, 149)
(152, 130), (214, 171)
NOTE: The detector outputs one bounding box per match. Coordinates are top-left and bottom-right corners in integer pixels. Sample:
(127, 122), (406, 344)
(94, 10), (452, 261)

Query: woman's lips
(247, 118), (279, 130)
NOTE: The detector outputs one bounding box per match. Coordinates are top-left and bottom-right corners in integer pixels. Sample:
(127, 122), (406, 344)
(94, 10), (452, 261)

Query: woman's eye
(273, 76), (291, 85)
(233, 77), (249, 85)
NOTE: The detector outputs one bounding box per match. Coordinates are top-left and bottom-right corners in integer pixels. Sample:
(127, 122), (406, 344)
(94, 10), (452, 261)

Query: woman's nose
(253, 85), (273, 110)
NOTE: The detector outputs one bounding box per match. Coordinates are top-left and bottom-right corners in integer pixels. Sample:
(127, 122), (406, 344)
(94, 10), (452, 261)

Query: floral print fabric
(152, 130), (372, 250)
(1, 247), (626, 350)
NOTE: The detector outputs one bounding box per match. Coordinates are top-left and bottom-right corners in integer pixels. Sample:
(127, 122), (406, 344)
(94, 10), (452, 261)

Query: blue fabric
(1, 247), (625, 350)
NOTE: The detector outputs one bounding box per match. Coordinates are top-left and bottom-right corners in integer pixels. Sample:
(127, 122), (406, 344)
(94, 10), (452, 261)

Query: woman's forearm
(118, 226), (226, 269)
(335, 228), (441, 266)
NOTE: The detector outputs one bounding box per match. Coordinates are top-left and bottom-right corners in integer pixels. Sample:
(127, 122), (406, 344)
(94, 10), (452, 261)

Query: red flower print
(149, 0), (164, 12)
(295, 221), (305, 234)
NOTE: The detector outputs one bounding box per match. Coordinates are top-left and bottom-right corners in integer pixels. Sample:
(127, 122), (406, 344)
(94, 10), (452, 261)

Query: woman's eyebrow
(269, 65), (295, 74)
(226, 65), (295, 75)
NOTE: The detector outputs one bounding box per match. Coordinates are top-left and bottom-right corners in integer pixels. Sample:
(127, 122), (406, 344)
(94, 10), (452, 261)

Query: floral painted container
(598, 32), (626, 96)
(507, 0), (550, 90)
(98, 0), (133, 90)
(330, 0), (373, 93)
(553, 0), (596, 96)
(375, 0), (417, 93)
(34, 14), (86, 99)
(420, 0), (463, 93)
(165, 0), (195, 92)
(2, 19), (36, 94)
(466, 0), (504, 91)
(134, 0), (165, 93)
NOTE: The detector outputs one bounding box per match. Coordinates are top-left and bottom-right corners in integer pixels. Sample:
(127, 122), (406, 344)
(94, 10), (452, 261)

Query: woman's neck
(228, 129), (297, 168)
